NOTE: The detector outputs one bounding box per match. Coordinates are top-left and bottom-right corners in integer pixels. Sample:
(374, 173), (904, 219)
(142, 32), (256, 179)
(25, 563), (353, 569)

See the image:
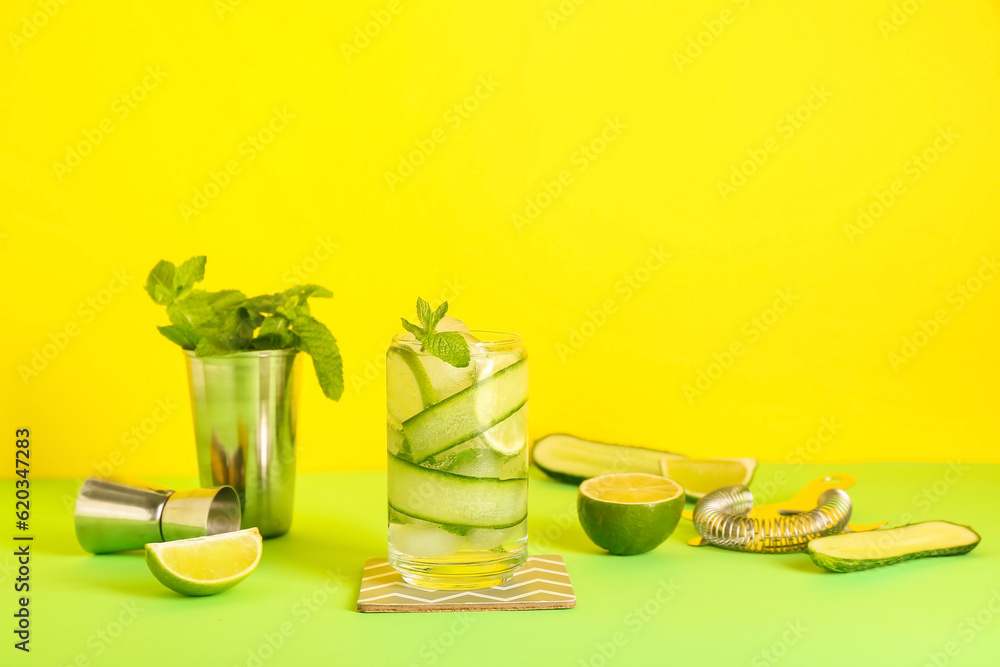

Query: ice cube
(388, 508), (465, 557)
(471, 342), (523, 382)
(437, 316), (469, 332)
(392, 319), (477, 404)
(418, 353), (477, 402)
(466, 519), (526, 551)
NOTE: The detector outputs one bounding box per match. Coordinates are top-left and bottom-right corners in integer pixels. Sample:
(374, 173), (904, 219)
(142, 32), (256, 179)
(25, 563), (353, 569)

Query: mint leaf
(252, 315), (295, 350)
(440, 523), (474, 537)
(433, 300), (448, 323)
(146, 256), (206, 305)
(416, 297), (433, 330)
(219, 307), (261, 351)
(242, 293), (278, 314)
(292, 315), (344, 400)
(253, 331), (295, 350)
(157, 324), (200, 349)
(257, 314), (289, 339)
(422, 331), (471, 368)
(167, 290), (246, 330)
(167, 293), (215, 330)
(147, 257), (343, 401)
(175, 256), (206, 294)
(193, 308), (260, 356)
(284, 284), (333, 300)
(247, 284), (334, 320)
(193, 336), (232, 357)
(400, 318), (423, 338)
(145, 260), (176, 305)
(401, 298), (470, 368)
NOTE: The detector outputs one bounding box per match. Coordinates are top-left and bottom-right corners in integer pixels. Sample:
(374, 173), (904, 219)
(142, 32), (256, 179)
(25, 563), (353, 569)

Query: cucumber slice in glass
(402, 358), (528, 463)
(422, 437), (526, 480)
(386, 454), (527, 528)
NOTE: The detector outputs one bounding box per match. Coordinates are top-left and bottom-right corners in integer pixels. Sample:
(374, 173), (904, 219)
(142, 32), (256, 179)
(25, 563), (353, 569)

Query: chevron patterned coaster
(357, 555), (576, 613)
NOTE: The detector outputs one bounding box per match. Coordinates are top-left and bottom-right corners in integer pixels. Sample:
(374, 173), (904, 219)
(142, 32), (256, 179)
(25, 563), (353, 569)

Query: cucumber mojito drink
(387, 305), (528, 590)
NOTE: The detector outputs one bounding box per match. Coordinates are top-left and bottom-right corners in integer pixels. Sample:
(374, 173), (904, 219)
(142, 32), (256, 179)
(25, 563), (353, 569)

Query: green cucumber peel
(807, 521), (981, 573)
(386, 453), (527, 528)
(388, 502), (527, 533)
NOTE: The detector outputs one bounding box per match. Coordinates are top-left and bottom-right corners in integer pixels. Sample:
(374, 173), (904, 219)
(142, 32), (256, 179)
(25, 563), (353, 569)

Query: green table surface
(6, 463), (999, 666)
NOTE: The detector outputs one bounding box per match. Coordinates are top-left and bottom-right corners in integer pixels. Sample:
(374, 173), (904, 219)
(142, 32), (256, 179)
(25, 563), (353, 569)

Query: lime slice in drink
(479, 404), (528, 456)
(577, 474), (685, 555)
(145, 528), (262, 596)
(660, 458), (756, 500)
(386, 347), (436, 424)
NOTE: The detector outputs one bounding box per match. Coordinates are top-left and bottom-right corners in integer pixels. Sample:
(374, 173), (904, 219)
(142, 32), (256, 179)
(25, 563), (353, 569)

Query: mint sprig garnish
(145, 256), (344, 400)
(401, 297), (471, 368)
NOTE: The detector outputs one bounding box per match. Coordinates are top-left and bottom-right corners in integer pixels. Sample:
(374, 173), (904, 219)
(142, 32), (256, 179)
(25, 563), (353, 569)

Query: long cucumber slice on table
(387, 454), (527, 528)
(807, 521), (981, 572)
(402, 358), (528, 463)
(532, 433), (685, 484)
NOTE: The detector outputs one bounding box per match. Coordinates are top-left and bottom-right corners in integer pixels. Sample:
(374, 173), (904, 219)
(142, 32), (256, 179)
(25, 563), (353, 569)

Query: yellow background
(3, 1), (998, 479)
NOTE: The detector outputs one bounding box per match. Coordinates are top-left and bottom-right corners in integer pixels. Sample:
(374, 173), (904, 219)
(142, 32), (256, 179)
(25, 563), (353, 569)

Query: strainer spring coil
(692, 485), (852, 553)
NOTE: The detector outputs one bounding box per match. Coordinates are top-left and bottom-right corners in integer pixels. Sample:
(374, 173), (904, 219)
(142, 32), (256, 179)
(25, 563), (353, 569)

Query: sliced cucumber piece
(422, 439), (526, 480)
(532, 433), (686, 485)
(808, 521), (981, 573)
(386, 347), (436, 424)
(402, 358), (528, 463)
(386, 454), (527, 528)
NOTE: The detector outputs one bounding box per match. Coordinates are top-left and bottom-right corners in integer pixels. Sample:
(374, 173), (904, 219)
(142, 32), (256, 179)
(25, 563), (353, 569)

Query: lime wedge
(577, 473), (685, 555)
(660, 458), (756, 500)
(145, 528), (262, 596)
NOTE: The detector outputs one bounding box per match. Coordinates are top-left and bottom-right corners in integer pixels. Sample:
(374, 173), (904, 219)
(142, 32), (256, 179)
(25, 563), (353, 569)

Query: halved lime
(145, 528), (262, 596)
(660, 458), (756, 500)
(577, 473), (685, 555)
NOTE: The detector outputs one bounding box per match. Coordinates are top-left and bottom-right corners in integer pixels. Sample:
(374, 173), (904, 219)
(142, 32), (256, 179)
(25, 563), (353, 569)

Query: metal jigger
(74, 477), (241, 554)
(161, 487), (241, 541)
